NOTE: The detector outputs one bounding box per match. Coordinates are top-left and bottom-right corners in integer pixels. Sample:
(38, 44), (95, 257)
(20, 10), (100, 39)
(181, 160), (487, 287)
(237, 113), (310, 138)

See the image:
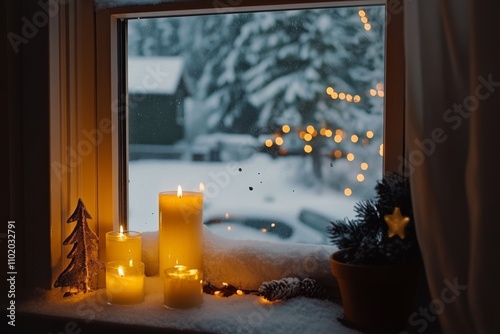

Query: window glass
(127, 5), (385, 244)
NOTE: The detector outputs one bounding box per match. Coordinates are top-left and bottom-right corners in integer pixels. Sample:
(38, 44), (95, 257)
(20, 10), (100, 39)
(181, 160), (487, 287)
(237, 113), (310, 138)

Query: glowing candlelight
(106, 260), (145, 305)
(163, 265), (203, 309)
(118, 266), (125, 277)
(158, 186), (203, 276)
(106, 227), (142, 263)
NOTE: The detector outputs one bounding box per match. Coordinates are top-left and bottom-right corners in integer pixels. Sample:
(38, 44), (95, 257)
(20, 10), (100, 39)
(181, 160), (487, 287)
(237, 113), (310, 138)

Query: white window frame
(47, 0), (404, 289)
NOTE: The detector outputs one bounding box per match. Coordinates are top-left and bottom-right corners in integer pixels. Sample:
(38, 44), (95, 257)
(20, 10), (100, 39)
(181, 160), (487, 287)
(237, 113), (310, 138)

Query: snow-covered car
(203, 207), (331, 244)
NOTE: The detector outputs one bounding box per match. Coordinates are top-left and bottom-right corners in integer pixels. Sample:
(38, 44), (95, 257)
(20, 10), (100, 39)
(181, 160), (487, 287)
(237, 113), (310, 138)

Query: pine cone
(259, 277), (301, 301)
(259, 277), (327, 301)
(299, 278), (327, 299)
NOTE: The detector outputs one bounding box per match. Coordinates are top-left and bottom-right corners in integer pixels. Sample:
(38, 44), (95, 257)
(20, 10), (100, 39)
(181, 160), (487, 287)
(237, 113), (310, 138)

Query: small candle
(106, 226), (142, 263)
(106, 260), (145, 305)
(159, 186), (203, 276)
(164, 265), (203, 309)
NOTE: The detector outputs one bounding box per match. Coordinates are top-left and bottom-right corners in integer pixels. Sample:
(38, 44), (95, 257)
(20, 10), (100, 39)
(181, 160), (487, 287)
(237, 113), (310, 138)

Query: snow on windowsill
(143, 226), (340, 291)
(19, 227), (362, 334)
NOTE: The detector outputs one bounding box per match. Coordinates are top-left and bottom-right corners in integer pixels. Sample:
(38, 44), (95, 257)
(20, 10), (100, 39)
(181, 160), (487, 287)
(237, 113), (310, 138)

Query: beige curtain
(404, 0), (500, 333)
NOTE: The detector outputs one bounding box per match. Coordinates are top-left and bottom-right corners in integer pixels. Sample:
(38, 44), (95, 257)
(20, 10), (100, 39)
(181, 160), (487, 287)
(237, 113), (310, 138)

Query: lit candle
(106, 260), (145, 305)
(158, 186), (203, 276)
(164, 265), (203, 309)
(106, 226), (142, 263)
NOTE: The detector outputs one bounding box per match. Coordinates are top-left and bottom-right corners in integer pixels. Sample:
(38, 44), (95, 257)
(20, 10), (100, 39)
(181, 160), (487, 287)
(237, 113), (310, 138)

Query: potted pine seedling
(328, 172), (421, 333)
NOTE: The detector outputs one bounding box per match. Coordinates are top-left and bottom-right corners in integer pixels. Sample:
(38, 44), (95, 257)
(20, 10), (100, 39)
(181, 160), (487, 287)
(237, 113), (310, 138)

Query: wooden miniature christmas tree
(54, 198), (104, 297)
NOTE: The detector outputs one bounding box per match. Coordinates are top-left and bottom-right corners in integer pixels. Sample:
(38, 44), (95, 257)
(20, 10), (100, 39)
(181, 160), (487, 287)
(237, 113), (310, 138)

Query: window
(124, 4), (389, 245)
(44, 0), (404, 288)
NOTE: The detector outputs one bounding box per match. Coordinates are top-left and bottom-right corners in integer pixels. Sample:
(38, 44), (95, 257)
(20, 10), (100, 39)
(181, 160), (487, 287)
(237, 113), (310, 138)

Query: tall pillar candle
(159, 186), (203, 276)
(106, 227), (142, 263)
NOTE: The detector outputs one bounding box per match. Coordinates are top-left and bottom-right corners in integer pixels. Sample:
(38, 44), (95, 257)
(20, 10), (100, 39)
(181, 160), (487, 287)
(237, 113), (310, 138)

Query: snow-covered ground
(129, 153), (359, 244)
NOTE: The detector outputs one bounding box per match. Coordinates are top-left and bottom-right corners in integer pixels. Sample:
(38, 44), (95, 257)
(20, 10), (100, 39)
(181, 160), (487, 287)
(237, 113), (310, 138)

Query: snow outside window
(126, 5), (386, 245)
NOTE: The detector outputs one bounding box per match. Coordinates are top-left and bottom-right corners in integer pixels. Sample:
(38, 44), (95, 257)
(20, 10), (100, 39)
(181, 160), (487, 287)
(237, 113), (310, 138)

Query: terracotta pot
(329, 252), (419, 333)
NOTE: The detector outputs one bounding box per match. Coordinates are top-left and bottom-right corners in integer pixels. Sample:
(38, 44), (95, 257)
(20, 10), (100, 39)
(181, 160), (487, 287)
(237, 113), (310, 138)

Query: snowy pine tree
(195, 7), (385, 191)
(127, 5), (386, 195)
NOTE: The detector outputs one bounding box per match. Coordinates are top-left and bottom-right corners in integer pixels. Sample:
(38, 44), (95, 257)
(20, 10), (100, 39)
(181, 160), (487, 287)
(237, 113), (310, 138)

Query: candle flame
(199, 183), (205, 192)
(174, 265), (187, 271)
(129, 259), (133, 267)
(118, 266), (124, 277)
(177, 185), (182, 198)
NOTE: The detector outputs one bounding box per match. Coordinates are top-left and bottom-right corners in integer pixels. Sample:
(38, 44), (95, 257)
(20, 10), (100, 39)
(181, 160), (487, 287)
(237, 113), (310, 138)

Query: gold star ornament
(384, 207), (410, 239)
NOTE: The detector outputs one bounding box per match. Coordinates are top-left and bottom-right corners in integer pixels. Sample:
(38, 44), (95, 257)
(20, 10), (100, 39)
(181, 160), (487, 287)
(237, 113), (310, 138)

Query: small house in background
(128, 56), (190, 159)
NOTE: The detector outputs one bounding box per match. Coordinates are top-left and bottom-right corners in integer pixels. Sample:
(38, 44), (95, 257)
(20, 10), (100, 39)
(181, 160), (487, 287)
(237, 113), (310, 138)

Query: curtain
(404, 0), (500, 333)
